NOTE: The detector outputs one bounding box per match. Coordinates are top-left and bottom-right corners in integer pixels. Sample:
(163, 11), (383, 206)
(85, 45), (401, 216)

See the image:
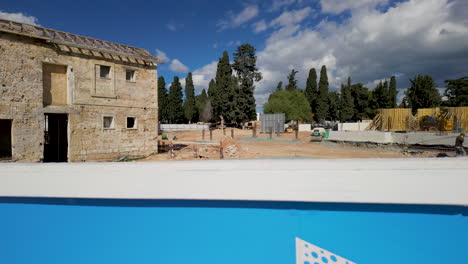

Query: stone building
(0, 19), (161, 162)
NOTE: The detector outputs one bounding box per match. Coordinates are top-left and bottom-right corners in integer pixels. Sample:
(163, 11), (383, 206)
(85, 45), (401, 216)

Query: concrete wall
(327, 131), (467, 147)
(0, 32), (158, 162)
(160, 124), (210, 131)
(337, 120), (371, 131)
(298, 124), (311, 132)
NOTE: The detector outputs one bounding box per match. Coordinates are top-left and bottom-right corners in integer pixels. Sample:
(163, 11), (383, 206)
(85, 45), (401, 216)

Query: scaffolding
(0, 18), (162, 66)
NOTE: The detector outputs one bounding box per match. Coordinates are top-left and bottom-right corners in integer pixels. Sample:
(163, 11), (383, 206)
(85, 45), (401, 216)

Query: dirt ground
(141, 128), (437, 161)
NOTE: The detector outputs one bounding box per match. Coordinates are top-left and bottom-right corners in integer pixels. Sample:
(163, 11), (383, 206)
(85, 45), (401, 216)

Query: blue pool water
(1, 199), (467, 264)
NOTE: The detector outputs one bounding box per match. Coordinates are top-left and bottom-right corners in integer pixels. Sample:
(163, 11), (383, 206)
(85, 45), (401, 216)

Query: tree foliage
(285, 69), (299, 91)
(167, 76), (185, 123)
(388, 76), (398, 108)
(232, 44), (262, 122)
(195, 89), (209, 121)
(339, 77), (354, 122)
(305, 68), (318, 113)
(316, 65), (329, 120)
(444, 76), (468, 106)
(213, 51), (235, 122)
(404, 75), (441, 113)
(327, 91), (340, 121)
(184, 72), (197, 123)
(264, 90), (312, 122)
(157, 76), (168, 124)
(276, 81), (283, 92)
(350, 83), (370, 120)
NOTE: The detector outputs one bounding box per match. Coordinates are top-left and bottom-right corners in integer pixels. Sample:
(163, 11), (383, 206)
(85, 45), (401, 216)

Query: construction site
(142, 106), (468, 162)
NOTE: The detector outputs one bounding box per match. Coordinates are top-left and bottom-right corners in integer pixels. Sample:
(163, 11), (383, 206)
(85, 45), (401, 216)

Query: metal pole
(269, 127), (273, 140)
(231, 128), (234, 139)
(253, 126), (257, 138)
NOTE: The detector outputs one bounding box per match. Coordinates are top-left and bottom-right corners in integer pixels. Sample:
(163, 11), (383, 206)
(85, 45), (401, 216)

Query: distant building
(0, 19), (162, 162)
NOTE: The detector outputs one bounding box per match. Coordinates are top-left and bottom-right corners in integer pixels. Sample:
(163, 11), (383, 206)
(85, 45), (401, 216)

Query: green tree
(388, 76), (398, 108)
(328, 91), (340, 121)
(366, 90), (379, 118)
(316, 65), (329, 120)
(214, 51), (235, 122)
(232, 44), (262, 121)
(404, 75), (441, 113)
(444, 76), (468, 106)
(167, 76), (184, 123)
(373, 81), (389, 109)
(304, 68), (318, 113)
(195, 89), (209, 121)
(276, 81), (283, 92)
(339, 77), (354, 122)
(351, 83), (370, 120)
(285, 69), (299, 91)
(184, 72), (197, 123)
(264, 90), (311, 122)
(157, 76), (168, 123)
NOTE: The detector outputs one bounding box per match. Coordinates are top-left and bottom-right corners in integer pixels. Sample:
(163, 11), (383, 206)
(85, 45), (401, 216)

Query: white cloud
(169, 59), (189, 74)
(270, 7), (312, 27)
(0, 11), (39, 25)
(253, 0), (468, 108)
(192, 61), (218, 93)
(253, 20), (268, 33)
(155, 49), (170, 63)
(218, 5), (259, 31)
(320, 0), (389, 14)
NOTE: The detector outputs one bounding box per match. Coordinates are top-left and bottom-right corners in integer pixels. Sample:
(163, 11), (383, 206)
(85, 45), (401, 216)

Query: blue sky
(1, 0), (468, 110)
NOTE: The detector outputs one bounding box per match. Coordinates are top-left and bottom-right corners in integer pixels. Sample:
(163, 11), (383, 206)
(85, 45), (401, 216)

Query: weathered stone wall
(0, 32), (158, 162)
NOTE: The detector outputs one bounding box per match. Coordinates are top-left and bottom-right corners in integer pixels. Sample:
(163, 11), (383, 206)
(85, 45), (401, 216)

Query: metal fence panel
(260, 113), (285, 133)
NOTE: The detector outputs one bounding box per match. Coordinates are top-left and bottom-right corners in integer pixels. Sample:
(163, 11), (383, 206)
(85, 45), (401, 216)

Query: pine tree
(388, 76), (398, 108)
(276, 81), (283, 92)
(328, 92), (340, 121)
(285, 69), (299, 91)
(339, 77), (354, 122)
(350, 83), (370, 120)
(304, 68), (318, 113)
(214, 51), (235, 122)
(404, 75), (441, 113)
(316, 65), (329, 121)
(184, 72), (196, 123)
(232, 44), (262, 121)
(157, 76), (168, 124)
(167, 76), (184, 123)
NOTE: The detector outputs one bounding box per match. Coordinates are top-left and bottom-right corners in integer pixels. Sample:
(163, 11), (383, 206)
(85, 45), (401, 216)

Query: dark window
(125, 70), (135, 81)
(103, 116), (114, 129)
(127, 117), (136, 129)
(100, 65), (111, 78)
(0, 119), (12, 159)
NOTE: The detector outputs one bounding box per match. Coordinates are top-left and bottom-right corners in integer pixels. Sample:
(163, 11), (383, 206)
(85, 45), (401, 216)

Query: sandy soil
(141, 128), (435, 161)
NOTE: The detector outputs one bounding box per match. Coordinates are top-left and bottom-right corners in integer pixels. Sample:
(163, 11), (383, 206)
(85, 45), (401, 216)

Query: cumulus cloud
(0, 10), (39, 25)
(254, 0), (468, 109)
(169, 59), (189, 74)
(155, 49), (170, 63)
(218, 5), (259, 31)
(196, 0), (468, 110)
(192, 61), (218, 93)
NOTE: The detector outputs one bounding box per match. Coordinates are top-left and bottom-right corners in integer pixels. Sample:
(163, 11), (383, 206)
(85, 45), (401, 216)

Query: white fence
(160, 124), (210, 132)
(336, 120), (371, 132)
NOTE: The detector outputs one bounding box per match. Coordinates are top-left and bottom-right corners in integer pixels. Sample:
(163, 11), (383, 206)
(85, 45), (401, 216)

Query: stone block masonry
(0, 27), (159, 162)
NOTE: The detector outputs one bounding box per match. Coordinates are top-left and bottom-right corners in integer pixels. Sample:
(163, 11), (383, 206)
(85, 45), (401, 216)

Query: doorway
(0, 119), (12, 160)
(44, 114), (68, 162)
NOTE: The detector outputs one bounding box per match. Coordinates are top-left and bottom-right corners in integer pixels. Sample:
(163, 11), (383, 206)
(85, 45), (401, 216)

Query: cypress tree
(351, 83), (370, 120)
(276, 81), (283, 92)
(305, 68), (318, 113)
(339, 77), (354, 122)
(373, 81), (388, 109)
(214, 51), (235, 122)
(285, 69), (299, 91)
(195, 89), (209, 122)
(184, 72), (196, 123)
(328, 91), (340, 121)
(167, 76), (184, 123)
(157, 76), (168, 124)
(388, 76), (398, 108)
(232, 44), (262, 121)
(316, 65), (329, 121)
